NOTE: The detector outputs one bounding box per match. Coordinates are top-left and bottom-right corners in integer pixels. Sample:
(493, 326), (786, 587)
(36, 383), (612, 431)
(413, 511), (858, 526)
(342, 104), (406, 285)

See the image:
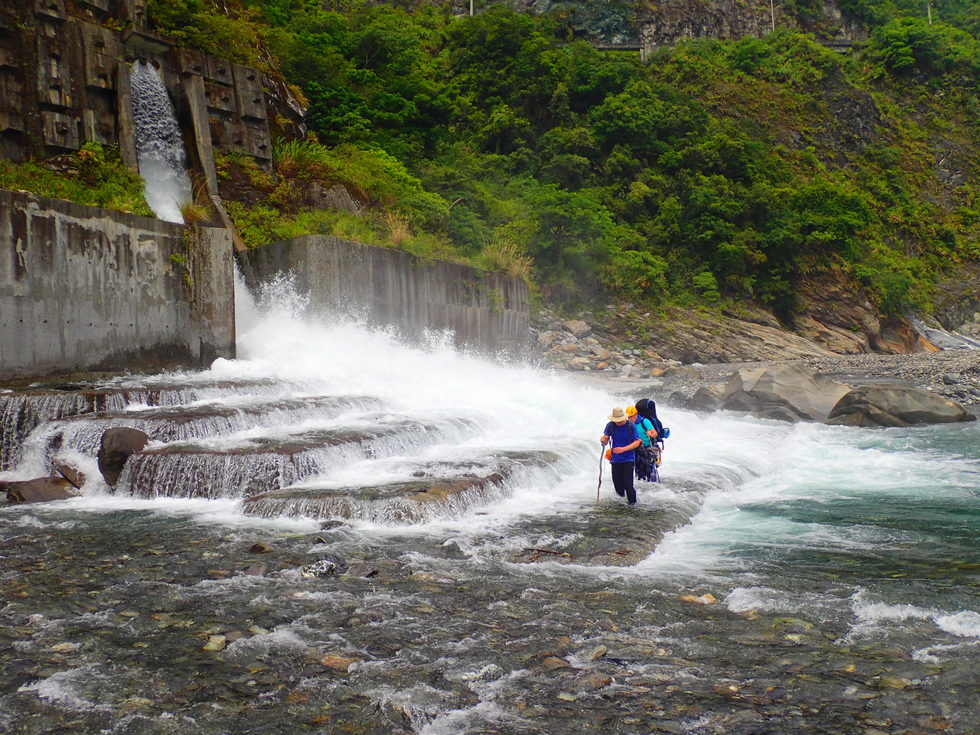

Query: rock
(679, 593), (718, 605)
(300, 554), (347, 577)
(536, 331), (557, 348)
(721, 364), (851, 422)
(662, 365), (703, 380)
(249, 542), (273, 554)
(827, 384), (976, 427)
(2, 477), (79, 504)
(542, 655), (573, 671)
(97, 427), (149, 487)
(562, 319), (591, 338)
(578, 673), (612, 690)
(688, 384), (726, 412)
(52, 459), (86, 488)
(202, 635), (226, 651)
(321, 654), (358, 672)
(586, 645), (608, 661)
(568, 357), (591, 371)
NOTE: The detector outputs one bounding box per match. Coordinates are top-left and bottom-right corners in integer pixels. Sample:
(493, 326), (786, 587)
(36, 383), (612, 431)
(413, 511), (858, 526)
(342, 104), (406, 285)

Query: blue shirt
(633, 417), (654, 446)
(603, 420), (639, 463)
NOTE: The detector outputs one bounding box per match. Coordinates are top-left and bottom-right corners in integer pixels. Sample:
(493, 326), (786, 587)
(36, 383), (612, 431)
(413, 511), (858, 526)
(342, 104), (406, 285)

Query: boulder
(721, 364), (851, 422)
(688, 384), (726, 412)
(97, 427), (149, 487)
(2, 477), (79, 503)
(826, 384), (976, 427)
(562, 319), (591, 338)
(52, 459), (86, 488)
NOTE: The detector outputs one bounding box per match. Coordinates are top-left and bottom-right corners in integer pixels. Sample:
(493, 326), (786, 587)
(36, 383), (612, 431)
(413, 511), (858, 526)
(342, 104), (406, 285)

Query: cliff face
(639, 0), (866, 49)
(451, 0), (866, 47)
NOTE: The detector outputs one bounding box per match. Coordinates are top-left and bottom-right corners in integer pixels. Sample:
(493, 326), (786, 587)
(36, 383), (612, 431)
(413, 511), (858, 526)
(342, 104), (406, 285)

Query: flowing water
(1, 277), (977, 734)
(130, 60), (193, 224)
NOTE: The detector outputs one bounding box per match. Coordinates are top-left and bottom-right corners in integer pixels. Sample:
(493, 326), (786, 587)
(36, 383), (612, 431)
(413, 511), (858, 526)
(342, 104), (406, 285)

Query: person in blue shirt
(626, 405), (657, 482)
(600, 407), (641, 505)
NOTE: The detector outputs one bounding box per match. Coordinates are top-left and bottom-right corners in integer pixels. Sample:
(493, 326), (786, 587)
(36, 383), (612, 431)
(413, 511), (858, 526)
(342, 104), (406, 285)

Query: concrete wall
(0, 190), (235, 381)
(237, 235), (530, 354)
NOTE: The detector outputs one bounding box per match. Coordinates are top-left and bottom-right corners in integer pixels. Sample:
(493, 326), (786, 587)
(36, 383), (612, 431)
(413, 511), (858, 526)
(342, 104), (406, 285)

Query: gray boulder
(98, 427), (149, 487)
(688, 384), (726, 412)
(827, 384), (976, 427)
(721, 364), (851, 422)
(2, 477), (79, 503)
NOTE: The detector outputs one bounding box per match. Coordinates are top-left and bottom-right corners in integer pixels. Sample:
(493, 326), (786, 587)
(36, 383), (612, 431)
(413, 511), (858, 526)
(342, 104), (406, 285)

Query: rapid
(1, 275), (977, 734)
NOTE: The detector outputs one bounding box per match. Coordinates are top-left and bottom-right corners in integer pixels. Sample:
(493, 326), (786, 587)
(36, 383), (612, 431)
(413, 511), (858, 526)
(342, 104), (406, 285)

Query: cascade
(129, 60), (193, 223)
(0, 277), (977, 733)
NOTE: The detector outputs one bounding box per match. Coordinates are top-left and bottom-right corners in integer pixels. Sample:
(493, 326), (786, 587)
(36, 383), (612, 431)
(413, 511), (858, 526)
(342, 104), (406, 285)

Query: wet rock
(202, 635), (226, 651)
(578, 673), (612, 690)
(541, 655), (573, 671)
(1, 477), (79, 503)
(301, 555), (347, 577)
(52, 459), (86, 488)
(586, 645), (608, 661)
(679, 593), (719, 605)
(97, 427), (149, 487)
(249, 542), (273, 554)
(320, 654), (358, 672)
(688, 384), (726, 412)
(827, 384), (975, 426)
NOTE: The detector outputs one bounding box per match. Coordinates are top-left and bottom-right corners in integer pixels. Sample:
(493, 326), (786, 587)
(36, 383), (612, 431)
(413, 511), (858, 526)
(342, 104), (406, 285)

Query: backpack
(635, 398), (667, 443)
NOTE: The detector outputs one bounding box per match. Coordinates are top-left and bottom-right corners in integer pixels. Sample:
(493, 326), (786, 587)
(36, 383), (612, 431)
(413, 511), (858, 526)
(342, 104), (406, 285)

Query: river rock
(826, 384), (976, 427)
(52, 459), (86, 488)
(721, 364), (851, 422)
(1, 477), (79, 503)
(97, 427), (149, 487)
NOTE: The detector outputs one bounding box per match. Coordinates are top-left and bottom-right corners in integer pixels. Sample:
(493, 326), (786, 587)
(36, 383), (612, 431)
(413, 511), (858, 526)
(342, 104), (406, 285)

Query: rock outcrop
(827, 384), (976, 427)
(720, 364), (852, 422)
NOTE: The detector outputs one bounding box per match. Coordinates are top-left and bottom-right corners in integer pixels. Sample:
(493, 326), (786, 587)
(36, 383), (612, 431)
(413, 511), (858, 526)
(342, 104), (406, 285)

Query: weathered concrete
(0, 3), (273, 175)
(0, 190), (234, 381)
(238, 235), (530, 354)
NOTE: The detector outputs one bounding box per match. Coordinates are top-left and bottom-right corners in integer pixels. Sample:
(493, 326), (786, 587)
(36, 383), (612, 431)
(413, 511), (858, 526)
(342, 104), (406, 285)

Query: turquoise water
(1, 278), (977, 733)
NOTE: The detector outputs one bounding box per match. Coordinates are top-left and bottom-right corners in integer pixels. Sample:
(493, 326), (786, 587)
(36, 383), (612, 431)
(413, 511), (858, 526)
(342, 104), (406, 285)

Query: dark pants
(611, 461), (637, 504)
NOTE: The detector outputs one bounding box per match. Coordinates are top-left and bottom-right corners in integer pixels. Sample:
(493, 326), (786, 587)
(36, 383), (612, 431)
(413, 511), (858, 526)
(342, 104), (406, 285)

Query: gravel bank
(560, 349), (980, 413)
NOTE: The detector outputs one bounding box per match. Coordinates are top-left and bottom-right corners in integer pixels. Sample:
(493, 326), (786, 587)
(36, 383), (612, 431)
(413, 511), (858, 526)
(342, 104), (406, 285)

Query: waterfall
(129, 60), (193, 223)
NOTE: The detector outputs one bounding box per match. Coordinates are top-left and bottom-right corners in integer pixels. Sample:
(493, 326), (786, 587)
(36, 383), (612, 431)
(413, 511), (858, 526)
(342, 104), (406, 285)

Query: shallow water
(1, 277), (977, 734)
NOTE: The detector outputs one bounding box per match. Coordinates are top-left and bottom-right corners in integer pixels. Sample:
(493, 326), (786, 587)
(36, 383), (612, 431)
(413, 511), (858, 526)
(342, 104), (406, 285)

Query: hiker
(600, 407), (641, 506)
(633, 398), (665, 446)
(635, 397), (668, 474)
(626, 405), (657, 482)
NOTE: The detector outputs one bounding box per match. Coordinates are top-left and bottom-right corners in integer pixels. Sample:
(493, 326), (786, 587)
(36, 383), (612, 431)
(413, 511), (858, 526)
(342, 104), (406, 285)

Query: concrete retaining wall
(237, 235), (529, 354)
(0, 190), (235, 381)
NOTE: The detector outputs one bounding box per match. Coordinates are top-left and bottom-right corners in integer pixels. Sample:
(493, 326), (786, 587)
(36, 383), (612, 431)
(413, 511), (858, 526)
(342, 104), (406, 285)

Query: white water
(6, 273), (978, 654)
(130, 60), (193, 223)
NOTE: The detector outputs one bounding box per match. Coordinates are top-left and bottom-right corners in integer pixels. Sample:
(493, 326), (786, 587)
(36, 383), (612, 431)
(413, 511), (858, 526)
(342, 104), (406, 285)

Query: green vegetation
(143, 1), (978, 319)
(0, 143), (152, 216)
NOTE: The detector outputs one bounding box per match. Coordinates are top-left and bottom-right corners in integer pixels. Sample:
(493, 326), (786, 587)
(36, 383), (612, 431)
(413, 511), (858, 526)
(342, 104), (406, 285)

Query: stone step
(120, 418), (476, 499)
(242, 450), (563, 523)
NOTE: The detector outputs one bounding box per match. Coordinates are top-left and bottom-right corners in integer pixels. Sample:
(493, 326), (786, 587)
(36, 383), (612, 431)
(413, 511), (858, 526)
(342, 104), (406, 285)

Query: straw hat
(608, 407), (628, 422)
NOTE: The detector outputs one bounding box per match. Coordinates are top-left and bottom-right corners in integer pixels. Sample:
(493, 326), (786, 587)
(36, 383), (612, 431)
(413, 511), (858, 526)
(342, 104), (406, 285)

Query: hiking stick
(596, 445), (604, 504)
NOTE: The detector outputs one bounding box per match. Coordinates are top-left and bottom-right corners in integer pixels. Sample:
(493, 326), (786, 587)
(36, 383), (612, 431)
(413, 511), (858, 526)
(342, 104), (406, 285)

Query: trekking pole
(596, 445), (604, 504)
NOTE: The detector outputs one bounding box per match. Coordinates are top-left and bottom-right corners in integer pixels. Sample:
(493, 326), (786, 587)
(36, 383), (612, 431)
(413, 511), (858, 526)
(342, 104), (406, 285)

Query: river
(1, 275), (977, 734)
